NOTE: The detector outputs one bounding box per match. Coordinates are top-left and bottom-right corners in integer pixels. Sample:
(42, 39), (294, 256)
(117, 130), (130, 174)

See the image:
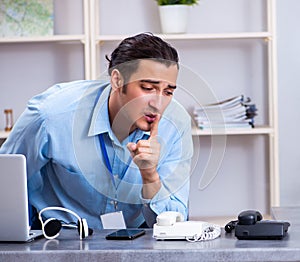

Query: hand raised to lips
(127, 114), (161, 180)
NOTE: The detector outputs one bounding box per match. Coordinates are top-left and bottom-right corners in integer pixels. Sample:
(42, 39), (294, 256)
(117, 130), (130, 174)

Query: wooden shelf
(192, 126), (274, 136)
(0, 35), (86, 44)
(95, 32), (271, 42)
(0, 127), (273, 139)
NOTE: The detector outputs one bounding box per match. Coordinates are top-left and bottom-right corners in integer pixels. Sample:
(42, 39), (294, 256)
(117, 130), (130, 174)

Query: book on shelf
(194, 95), (251, 110)
(193, 95), (257, 130)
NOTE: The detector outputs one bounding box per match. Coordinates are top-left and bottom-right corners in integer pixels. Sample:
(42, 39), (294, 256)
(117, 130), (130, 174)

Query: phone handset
(156, 211), (184, 226)
(153, 211), (221, 242)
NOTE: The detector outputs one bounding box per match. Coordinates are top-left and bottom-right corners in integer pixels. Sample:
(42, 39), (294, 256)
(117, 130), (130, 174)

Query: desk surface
(0, 207), (299, 262)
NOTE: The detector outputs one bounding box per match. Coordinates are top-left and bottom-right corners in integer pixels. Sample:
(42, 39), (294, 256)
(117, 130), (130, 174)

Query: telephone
(225, 210), (290, 240)
(153, 211), (221, 242)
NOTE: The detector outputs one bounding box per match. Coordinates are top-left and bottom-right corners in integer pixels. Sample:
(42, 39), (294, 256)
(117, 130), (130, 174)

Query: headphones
(38, 206), (93, 240)
(225, 210), (263, 233)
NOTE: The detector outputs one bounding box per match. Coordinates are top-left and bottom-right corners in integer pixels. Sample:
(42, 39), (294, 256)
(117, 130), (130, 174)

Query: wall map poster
(0, 0), (53, 37)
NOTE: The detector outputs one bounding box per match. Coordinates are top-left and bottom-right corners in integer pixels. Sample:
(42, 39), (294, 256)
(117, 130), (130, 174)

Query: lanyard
(99, 133), (133, 190)
(99, 132), (149, 189)
(99, 133), (117, 188)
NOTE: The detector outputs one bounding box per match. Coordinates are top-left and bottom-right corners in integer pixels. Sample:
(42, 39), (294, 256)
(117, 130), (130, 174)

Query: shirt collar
(88, 85), (111, 137)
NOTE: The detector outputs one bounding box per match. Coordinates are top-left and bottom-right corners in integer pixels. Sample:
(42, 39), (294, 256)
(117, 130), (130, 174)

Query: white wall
(277, 0), (300, 206)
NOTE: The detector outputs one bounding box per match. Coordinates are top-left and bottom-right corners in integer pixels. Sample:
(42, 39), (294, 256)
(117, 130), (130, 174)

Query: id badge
(100, 211), (126, 229)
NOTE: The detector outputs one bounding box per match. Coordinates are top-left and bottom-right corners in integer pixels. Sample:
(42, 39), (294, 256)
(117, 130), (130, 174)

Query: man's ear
(110, 69), (123, 90)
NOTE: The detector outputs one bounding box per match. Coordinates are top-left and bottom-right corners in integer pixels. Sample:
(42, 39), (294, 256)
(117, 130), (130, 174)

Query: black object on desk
(106, 229), (146, 240)
(225, 210), (290, 240)
(235, 220), (290, 240)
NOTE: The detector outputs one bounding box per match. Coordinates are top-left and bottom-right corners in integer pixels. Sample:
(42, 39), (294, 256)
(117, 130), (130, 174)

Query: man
(0, 33), (193, 229)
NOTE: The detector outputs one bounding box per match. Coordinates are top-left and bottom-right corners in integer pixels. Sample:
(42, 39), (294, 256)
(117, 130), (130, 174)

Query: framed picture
(0, 0), (53, 37)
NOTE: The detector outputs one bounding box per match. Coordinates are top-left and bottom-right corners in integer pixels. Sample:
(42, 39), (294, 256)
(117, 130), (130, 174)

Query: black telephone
(225, 210), (290, 240)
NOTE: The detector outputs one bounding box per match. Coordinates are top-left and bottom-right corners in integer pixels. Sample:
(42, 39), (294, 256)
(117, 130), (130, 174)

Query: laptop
(0, 154), (43, 242)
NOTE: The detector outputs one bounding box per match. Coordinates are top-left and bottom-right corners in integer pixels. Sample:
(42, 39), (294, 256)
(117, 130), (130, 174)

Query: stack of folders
(193, 95), (257, 130)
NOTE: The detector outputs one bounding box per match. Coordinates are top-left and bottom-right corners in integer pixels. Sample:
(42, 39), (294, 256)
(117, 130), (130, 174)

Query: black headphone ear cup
(77, 218), (89, 239)
(39, 207), (93, 239)
(44, 218), (62, 238)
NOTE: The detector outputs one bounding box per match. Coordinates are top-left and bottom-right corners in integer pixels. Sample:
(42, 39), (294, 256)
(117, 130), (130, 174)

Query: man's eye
(141, 86), (153, 91)
(165, 90), (174, 96)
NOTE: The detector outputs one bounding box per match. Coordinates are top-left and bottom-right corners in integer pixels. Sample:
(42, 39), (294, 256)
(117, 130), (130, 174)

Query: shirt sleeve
(141, 119), (193, 225)
(0, 100), (49, 188)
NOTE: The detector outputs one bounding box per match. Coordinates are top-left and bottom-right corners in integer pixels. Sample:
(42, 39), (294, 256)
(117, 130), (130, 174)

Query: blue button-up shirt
(0, 80), (193, 229)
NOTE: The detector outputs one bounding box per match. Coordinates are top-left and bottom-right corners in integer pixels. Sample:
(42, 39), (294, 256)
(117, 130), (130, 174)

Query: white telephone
(153, 211), (221, 242)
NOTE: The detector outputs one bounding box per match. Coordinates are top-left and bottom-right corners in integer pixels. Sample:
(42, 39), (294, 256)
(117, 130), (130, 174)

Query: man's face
(117, 59), (178, 133)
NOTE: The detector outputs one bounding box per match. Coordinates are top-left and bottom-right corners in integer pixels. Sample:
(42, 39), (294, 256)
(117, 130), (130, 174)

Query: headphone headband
(38, 206), (91, 240)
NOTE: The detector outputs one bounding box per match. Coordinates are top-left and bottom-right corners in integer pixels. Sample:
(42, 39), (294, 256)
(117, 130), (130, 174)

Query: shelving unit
(89, 0), (279, 215)
(90, 30), (273, 80)
(0, 0), (91, 79)
(0, 0), (279, 217)
(0, 0), (91, 134)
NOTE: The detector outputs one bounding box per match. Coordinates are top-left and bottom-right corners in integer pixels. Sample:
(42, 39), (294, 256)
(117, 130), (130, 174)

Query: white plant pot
(158, 5), (190, 34)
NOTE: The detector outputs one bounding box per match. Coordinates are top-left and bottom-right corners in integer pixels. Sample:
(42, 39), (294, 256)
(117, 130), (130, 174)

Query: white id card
(100, 211), (126, 229)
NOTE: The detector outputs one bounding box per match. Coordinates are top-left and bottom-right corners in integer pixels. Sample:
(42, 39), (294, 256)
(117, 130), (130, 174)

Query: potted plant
(155, 0), (199, 34)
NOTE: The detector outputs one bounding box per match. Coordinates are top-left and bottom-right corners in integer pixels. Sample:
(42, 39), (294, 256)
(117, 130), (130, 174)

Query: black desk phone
(225, 210), (290, 240)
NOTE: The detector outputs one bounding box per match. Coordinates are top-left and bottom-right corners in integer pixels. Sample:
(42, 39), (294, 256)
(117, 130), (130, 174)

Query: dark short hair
(106, 33), (179, 84)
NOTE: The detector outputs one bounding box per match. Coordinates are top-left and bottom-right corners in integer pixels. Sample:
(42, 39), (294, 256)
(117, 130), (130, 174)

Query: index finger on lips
(150, 114), (160, 139)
